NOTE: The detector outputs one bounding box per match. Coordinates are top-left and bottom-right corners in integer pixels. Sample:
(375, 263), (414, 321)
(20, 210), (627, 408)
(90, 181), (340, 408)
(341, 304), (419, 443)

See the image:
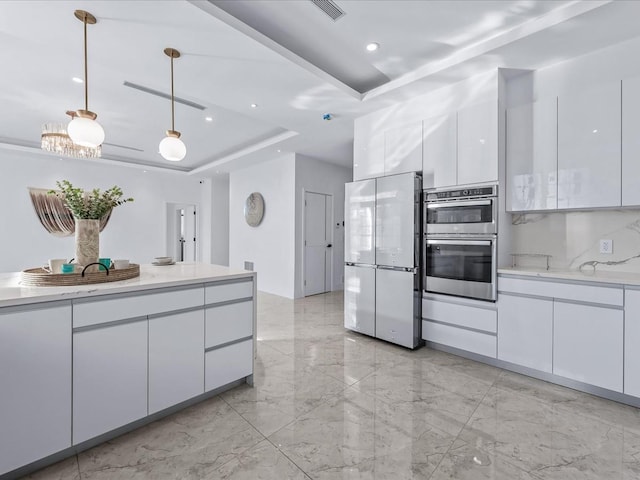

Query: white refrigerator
(344, 172), (422, 349)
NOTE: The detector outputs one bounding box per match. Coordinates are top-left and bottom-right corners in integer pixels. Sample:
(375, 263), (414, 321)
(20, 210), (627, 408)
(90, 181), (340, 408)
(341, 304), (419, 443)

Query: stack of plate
(152, 256), (175, 266)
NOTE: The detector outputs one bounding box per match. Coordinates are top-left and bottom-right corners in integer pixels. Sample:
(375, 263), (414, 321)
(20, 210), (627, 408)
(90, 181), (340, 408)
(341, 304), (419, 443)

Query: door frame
(302, 189), (333, 297)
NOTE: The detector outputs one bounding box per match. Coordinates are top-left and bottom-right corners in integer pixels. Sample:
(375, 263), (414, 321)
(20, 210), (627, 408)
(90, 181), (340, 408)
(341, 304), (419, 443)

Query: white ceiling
(1, 0), (640, 176)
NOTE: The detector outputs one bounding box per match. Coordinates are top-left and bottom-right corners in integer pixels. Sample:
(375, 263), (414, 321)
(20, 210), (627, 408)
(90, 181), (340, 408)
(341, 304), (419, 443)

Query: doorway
(304, 191), (332, 296)
(166, 203), (197, 262)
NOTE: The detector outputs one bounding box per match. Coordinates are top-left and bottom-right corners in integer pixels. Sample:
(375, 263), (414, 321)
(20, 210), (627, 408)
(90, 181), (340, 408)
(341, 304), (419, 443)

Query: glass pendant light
(67, 10), (105, 149)
(159, 48), (186, 162)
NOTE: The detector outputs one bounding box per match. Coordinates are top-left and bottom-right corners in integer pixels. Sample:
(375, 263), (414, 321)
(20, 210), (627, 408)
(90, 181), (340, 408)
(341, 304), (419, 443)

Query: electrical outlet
(599, 239), (613, 254)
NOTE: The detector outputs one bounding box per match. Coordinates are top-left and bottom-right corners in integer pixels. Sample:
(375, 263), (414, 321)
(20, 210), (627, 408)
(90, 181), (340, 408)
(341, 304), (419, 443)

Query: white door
(304, 192), (332, 296)
(183, 205), (196, 261)
(344, 179), (376, 265)
(166, 203), (197, 262)
(375, 173), (417, 268)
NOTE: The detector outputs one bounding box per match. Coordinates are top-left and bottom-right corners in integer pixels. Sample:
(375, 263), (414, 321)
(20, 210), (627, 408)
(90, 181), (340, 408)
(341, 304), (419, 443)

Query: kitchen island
(0, 263), (256, 479)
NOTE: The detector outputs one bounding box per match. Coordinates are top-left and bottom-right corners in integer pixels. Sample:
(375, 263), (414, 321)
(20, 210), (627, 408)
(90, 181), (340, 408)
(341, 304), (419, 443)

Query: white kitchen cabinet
(553, 301), (623, 392)
(353, 129), (384, 180)
(205, 301), (253, 348)
(0, 303), (71, 476)
(384, 121), (422, 175)
(624, 289), (640, 397)
(422, 320), (496, 358)
(557, 81), (621, 209)
(457, 100), (498, 186)
(422, 113), (457, 188)
(497, 294), (553, 372)
(205, 339), (253, 392)
(622, 76), (640, 206)
(149, 309), (204, 414)
(506, 98), (558, 211)
(73, 319), (148, 444)
(344, 264), (376, 337)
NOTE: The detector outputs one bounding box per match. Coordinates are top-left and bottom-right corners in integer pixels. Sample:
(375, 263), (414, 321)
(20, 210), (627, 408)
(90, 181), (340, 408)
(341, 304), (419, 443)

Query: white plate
(151, 261), (176, 266)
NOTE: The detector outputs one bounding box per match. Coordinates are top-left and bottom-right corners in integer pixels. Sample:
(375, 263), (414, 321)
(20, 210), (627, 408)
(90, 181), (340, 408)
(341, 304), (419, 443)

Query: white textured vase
(75, 219), (100, 273)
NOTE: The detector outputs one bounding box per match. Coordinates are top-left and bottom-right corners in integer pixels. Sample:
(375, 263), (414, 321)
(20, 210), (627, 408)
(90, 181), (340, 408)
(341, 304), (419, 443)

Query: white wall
(294, 154), (351, 298)
(0, 149), (212, 273)
(229, 155), (296, 298)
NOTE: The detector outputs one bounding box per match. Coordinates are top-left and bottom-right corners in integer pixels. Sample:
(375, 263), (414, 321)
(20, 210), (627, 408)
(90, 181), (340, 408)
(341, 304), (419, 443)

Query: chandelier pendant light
(67, 10), (105, 149)
(159, 48), (186, 162)
(41, 111), (102, 159)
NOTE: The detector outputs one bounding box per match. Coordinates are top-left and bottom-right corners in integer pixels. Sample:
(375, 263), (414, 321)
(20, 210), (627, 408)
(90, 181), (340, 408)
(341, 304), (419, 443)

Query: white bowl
(154, 256), (173, 263)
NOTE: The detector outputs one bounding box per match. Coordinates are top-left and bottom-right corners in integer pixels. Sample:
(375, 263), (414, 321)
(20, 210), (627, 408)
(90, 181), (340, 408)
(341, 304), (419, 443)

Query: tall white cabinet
(422, 113), (457, 189)
(457, 101), (499, 186)
(384, 122), (423, 175)
(0, 303), (71, 476)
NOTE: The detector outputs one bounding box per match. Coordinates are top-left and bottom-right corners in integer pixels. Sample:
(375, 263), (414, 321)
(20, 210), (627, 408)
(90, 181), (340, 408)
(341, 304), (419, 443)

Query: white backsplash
(510, 210), (640, 273)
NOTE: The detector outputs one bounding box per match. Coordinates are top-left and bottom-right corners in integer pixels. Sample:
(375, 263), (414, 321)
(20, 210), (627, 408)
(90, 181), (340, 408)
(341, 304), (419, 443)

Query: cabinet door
(345, 179), (376, 265)
(624, 289), (640, 397)
(149, 310), (204, 414)
(205, 339), (253, 392)
(344, 265), (375, 337)
(457, 101), (498, 185)
(553, 301), (623, 392)
(622, 76), (640, 206)
(353, 129), (384, 180)
(0, 304), (71, 476)
(73, 319), (148, 444)
(497, 294), (553, 372)
(423, 113), (457, 188)
(557, 81), (621, 209)
(506, 98), (558, 211)
(384, 122), (422, 175)
(375, 268), (418, 348)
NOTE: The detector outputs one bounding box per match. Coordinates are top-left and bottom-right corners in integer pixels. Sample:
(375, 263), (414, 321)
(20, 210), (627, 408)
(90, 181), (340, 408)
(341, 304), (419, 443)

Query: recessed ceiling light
(143, 170), (147, 173)
(366, 42), (379, 52)
(72, 77), (83, 84)
(250, 103), (258, 108)
(277, 149), (281, 153)
(205, 116), (213, 122)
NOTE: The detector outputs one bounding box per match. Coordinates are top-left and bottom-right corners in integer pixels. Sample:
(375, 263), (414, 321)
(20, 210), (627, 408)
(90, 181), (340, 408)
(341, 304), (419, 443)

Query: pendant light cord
(83, 16), (88, 111)
(170, 55), (175, 131)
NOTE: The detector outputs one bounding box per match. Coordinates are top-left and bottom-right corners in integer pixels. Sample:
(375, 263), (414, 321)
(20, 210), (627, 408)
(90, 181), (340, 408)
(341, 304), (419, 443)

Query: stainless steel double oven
(423, 185), (498, 301)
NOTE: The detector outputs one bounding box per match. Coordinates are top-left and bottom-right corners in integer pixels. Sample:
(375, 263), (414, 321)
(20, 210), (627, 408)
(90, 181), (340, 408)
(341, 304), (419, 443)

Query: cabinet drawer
(205, 280), (253, 305)
(205, 301), (253, 349)
(73, 287), (203, 328)
(422, 320), (496, 358)
(422, 298), (496, 333)
(205, 339), (253, 392)
(499, 276), (622, 306)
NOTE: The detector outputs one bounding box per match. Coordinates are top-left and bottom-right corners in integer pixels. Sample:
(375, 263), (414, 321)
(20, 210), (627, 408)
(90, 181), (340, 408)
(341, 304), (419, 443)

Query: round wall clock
(244, 192), (265, 227)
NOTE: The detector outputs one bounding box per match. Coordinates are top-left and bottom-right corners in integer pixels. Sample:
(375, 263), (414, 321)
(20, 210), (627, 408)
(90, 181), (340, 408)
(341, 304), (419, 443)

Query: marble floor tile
(20, 290), (640, 480)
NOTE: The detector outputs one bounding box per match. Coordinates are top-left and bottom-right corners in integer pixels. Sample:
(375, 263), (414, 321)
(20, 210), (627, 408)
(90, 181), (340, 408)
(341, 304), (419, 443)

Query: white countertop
(498, 266), (640, 287)
(0, 263), (255, 308)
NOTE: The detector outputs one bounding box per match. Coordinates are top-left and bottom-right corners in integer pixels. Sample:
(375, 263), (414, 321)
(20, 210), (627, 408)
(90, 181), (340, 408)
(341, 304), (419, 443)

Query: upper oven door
(425, 198), (497, 234)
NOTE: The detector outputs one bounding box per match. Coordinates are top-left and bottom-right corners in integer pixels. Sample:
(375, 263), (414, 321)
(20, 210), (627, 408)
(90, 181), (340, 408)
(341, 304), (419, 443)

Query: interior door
(183, 205), (196, 261)
(304, 192), (332, 296)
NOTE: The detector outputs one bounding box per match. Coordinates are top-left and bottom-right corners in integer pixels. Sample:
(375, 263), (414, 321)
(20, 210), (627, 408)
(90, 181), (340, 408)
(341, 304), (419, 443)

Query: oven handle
(426, 199), (492, 209)
(426, 239), (492, 246)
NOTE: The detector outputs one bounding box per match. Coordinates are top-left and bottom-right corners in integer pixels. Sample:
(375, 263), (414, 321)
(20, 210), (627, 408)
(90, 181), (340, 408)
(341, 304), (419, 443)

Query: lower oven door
(424, 236), (497, 301)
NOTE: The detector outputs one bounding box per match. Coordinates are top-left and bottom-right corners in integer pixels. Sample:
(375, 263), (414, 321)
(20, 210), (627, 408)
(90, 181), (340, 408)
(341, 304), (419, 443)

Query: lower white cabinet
(205, 301), (253, 349)
(73, 319), (148, 444)
(149, 309), (205, 414)
(624, 289), (640, 397)
(0, 303), (71, 476)
(497, 294), (553, 373)
(206, 340), (253, 391)
(553, 301), (623, 392)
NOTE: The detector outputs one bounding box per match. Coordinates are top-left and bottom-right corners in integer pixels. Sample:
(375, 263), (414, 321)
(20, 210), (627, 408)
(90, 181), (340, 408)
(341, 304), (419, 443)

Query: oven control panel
(426, 185), (496, 201)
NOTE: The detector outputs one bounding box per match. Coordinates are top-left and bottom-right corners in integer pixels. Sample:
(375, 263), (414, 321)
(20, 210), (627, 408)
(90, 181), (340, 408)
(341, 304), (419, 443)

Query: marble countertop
(0, 262), (255, 308)
(498, 266), (640, 286)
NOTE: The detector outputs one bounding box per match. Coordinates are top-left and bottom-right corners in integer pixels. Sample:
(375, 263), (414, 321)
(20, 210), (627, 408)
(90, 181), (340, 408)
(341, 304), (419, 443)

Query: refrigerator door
(344, 264), (375, 337)
(345, 179), (376, 265)
(376, 267), (420, 348)
(375, 173), (419, 268)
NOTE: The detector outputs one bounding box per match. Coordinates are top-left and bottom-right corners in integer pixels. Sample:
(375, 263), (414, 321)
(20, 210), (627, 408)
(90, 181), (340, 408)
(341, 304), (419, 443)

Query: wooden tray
(21, 263), (140, 287)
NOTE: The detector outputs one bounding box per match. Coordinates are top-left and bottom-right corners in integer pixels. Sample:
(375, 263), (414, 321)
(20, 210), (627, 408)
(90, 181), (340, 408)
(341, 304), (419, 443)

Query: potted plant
(49, 180), (133, 271)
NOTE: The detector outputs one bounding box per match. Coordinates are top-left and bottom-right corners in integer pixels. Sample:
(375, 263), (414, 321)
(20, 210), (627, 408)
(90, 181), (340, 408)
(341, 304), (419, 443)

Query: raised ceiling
(1, 0), (639, 175)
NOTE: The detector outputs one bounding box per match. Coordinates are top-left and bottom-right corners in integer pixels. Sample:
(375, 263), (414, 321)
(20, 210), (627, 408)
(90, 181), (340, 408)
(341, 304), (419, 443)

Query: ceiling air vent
(123, 81), (206, 111)
(310, 0), (345, 21)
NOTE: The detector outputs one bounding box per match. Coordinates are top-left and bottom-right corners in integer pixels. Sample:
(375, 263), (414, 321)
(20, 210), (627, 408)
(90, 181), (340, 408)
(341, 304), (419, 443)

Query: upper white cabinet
(422, 113), (457, 188)
(384, 121), (423, 175)
(506, 98), (558, 211)
(0, 303), (71, 476)
(622, 76), (640, 206)
(353, 130), (384, 181)
(557, 81), (621, 209)
(457, 100), (498, 186)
